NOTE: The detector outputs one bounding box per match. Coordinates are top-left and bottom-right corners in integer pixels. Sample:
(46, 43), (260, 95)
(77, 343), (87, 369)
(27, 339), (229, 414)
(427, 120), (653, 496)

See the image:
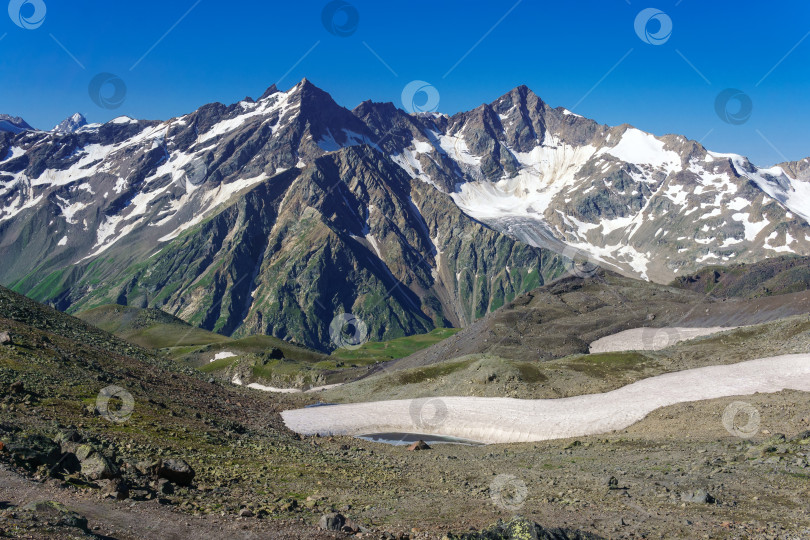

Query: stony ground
(3, 387), (810, 539)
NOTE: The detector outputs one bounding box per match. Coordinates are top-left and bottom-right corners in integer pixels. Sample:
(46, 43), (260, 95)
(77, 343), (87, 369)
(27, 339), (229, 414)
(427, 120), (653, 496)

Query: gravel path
(281, 354), (810, 444)
(0, 466), (336, 540)
(588, 326), (735, 353)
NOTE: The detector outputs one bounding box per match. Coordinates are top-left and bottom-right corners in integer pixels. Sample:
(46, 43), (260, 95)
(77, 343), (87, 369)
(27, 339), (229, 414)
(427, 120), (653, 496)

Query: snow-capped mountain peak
(53, 113), (88, 134)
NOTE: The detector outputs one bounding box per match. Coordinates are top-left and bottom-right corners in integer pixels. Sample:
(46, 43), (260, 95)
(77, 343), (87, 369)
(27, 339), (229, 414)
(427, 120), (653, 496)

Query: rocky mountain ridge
(1, 79), (808, 349)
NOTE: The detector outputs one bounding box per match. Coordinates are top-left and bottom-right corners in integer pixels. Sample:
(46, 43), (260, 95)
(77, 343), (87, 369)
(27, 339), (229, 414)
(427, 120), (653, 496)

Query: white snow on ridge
(437, 132), (482, 167)
(589, 326), (735, 353)
(764, 230), (794, 253)
(1, 146), (25, 162)
(247, 383), (302, 393)
(412, 139), (433, 154)
(709, 151), (810, 224)
(198, 89), (299, 144)
(55, 195), (88, 225)
(158, 172), (269, 243)
(34, 144), (118, 187)
(0, 174), (45, 223)
(600, 128), (680, 173)
(317, 128), (378, 153)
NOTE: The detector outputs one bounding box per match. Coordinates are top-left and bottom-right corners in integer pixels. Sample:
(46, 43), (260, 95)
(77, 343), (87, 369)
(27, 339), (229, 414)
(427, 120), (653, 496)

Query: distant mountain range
(0, 114), (34, 134)
(1, 79), (808, 350)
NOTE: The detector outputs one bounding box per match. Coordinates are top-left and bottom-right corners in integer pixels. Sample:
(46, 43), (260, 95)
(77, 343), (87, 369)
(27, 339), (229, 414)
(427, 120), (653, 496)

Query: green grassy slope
(331, 327), (462, 363)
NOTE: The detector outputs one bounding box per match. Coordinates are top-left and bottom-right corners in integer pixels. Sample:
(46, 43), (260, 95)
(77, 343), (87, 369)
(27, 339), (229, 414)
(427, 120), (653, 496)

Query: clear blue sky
(1, 0), (808, 166)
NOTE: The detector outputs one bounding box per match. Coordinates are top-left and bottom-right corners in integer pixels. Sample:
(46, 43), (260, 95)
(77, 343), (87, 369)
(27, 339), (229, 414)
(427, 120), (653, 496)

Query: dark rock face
(0, 114), (34, 133)
(0, 79), (563, 351)
(5, 434), (62, 470)
(156, 458), (195, 486)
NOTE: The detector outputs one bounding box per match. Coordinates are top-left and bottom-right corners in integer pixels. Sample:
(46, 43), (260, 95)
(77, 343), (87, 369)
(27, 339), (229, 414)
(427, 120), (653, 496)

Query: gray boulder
(80, 452), (119, 480)
(318, 512), (346, 531)
(74, 444), (119, 480)
(681, 489), (715, 504)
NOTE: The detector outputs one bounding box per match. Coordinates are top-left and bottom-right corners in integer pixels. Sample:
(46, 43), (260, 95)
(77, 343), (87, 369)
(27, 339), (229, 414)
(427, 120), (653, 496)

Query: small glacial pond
(304, 402), (337, 408)
(356, 432), (485, 446)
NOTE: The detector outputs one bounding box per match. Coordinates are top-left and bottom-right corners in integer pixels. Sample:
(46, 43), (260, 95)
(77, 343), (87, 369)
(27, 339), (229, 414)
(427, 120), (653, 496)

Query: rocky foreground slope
(4, 280), (810, 538)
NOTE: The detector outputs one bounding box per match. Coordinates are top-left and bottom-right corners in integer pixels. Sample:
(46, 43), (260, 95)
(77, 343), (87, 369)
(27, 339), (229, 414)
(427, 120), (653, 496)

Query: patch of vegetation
(514, 362), (548, 383)
(565, 351), (651, 379)
(397, 358), (473, 385)
(75, 305), (328, 366)
(332, 328), (461, 363)
(75, 304), (229, 352)
(199, 356), (239, 372)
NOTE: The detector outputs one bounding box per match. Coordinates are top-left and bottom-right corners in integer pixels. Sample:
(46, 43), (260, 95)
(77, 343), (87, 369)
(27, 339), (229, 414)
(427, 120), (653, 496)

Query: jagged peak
(258, 84), (278, 101)
(292, 77), (329, 98)
(491, 84), (545, 111)
(352, 100), (399, 116)
(53, 112), (88, 133)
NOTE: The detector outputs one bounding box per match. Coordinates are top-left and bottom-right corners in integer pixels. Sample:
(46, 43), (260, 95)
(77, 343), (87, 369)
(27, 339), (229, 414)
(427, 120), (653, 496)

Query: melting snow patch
(280, 354), (810, 444)
(247, 383), (302, 393)
(211, 351), (237, 362)
(731, 212), (769, 241)
(601, 128), (680, 173)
